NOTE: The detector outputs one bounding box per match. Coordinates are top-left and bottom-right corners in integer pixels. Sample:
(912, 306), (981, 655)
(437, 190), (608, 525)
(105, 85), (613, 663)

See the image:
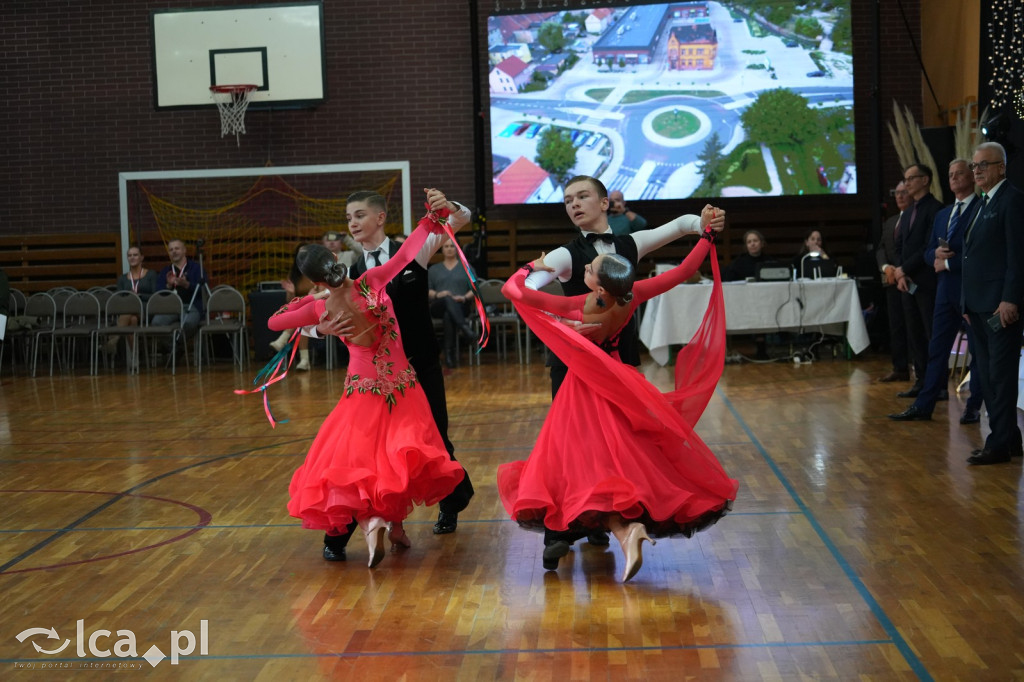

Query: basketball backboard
(151, 2), (325, 110)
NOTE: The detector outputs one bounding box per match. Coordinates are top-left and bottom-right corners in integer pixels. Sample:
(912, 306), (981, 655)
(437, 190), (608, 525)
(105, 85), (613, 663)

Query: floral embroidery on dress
(344, 279), (417, 410)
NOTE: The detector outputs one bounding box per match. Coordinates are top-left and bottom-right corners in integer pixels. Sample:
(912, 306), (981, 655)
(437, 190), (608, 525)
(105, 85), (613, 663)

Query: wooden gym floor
(1, 348), (1023, 681)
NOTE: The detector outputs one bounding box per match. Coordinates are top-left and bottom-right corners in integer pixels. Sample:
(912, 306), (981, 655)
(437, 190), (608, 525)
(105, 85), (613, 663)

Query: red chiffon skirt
(497, 367), (737, 538)
(288, 385), (465, 531)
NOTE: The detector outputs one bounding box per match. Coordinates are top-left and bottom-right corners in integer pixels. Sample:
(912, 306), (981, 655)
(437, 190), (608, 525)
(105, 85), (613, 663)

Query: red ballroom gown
(268, 225), (465, 531)
(497, 233), (738, 538)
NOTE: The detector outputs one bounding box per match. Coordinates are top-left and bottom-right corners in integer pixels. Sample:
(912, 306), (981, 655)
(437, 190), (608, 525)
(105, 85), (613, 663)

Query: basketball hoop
(209, 84), (257, 145)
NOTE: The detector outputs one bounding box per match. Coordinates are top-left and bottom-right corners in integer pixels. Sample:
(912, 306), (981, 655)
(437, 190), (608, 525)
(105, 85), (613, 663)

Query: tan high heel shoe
(388, 521), (411, 551)
(363, 517), (387, 568)
(620, 522), (655, 582)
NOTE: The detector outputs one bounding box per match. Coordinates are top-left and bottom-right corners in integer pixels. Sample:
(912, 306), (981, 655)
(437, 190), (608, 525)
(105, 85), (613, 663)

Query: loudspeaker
(248, 289), (288, 360)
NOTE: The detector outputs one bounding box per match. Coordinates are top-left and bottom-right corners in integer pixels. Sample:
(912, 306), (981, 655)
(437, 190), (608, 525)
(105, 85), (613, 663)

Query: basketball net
(210, 85), (257, 146)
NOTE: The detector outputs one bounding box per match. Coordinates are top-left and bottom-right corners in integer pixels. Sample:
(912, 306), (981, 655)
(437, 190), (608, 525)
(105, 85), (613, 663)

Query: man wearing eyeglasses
(889, 159), (984, 423)
(893, 164), (943, 399)
(876, 181), (911, 382)
(961, 142), (1024, 464)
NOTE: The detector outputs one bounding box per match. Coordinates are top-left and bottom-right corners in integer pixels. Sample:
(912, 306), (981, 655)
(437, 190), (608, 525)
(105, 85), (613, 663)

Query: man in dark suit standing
(962, 142), (1024, 464)
(889, 159), (984, 422)
(894, 163), (944, 398)
(876, 181), (911, 383)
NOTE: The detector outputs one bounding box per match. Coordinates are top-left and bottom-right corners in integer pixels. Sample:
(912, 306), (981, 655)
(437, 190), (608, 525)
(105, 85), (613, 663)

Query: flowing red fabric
(497, 234), (737, 537)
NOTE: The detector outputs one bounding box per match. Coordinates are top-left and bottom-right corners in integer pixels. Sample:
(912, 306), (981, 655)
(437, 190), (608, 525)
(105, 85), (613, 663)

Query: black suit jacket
(875, 212), (900, 286)
(962, 182), (1024, 314)
(349, 240), (440, 370)
(896, 193), (943, 292)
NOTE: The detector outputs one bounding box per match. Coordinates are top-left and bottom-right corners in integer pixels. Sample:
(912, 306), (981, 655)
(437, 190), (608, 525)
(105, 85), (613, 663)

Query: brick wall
(2, 0), (925, 266)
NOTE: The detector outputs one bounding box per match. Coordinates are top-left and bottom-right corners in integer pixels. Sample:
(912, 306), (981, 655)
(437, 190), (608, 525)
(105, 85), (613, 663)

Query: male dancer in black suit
(961, 142), (1024, 465)
(888, 159), (984, 422)
(523, 174), (725, 569)
(316, 188), (475, 560)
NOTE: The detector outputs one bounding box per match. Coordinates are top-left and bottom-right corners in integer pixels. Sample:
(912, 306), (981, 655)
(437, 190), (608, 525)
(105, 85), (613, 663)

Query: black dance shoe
(433, 511), (458, 535)
(542, 541), (571, 570)
(586, 531), (610, 546)
(897, 386), (921, 398)
(322, 546), (347, 561)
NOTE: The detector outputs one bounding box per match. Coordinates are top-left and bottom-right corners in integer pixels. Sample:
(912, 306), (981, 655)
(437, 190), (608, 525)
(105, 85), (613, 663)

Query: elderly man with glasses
(892, 163), (944, 399)
(960, 142), (1024, 465)
(876, 181), (912, 382)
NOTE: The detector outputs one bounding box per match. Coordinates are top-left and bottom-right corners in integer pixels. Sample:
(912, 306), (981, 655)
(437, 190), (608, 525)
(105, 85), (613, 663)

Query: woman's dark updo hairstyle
(596, 253), (635, 306)
(295, 244), (347, 287)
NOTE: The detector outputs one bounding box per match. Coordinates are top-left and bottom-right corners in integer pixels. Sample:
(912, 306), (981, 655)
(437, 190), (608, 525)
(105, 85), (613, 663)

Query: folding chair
(138, 290), (187, 374)
(476, 279), (522, 363)
(96, 291), (145, 374)
(49, 291), (102, 375)
(196, 286), (248, 372)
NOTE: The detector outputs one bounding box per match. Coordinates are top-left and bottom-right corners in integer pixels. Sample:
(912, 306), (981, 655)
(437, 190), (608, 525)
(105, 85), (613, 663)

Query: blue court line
(718, 391), (933, 682)
(0, 638), (897, 666)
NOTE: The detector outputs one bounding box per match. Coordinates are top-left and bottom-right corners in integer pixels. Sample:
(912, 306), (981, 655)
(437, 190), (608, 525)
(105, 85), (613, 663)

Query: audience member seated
(105, 245), (160, 357)
(428, 238), (476, 368)
(792, 229), (836, 278)
(722, 230), (771, 360)
(607, 190), (648, 236)
(723, 230), (769, 281)
(153, 238), (204, 337)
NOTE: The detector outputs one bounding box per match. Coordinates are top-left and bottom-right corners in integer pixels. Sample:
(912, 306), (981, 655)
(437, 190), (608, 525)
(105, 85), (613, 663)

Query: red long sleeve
(633, 235), (712, 304)
(502, 269), (586, 320)
(268, 295), (321, 331)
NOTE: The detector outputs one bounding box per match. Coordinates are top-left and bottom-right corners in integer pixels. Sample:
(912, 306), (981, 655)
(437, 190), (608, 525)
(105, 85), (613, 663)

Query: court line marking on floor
(719, 391), (932, 682)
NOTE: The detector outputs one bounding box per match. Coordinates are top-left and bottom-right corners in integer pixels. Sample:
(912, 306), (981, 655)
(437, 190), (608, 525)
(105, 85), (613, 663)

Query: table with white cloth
(638, 277), (871, 365)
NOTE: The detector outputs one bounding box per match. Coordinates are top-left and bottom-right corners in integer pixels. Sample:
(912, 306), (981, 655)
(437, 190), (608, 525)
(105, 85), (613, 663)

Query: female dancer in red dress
(498, 225), (738, 581)
(265, 198), (466, 568)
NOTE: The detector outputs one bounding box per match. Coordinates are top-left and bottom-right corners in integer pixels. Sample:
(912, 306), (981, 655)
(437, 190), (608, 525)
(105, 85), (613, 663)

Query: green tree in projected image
(538, 22), (569, 53)
(740, 88), (820, 147)
(536, 128), (577, 183)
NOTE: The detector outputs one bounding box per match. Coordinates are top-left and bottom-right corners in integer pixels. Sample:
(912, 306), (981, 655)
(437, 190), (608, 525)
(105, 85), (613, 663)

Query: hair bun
(324, 262), (347, 287)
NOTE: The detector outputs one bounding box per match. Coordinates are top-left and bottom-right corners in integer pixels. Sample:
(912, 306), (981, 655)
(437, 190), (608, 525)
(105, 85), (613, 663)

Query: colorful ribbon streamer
(233, 328), (301, 427)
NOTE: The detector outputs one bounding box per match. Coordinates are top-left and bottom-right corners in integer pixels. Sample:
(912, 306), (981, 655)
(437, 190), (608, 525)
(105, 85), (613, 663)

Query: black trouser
(967, 311), (1024, 455)
(430, 297), (471, 361)
(900, 286), (935, 386)
(414, 357), (475, 514)
(884, 285), (909, 373)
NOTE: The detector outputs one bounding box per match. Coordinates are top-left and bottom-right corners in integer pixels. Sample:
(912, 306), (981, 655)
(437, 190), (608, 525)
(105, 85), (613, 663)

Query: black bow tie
(585, 232), (615, 244)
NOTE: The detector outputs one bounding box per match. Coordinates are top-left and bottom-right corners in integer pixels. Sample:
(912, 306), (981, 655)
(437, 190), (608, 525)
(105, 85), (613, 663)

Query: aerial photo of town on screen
(488, 0), (855, 205)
